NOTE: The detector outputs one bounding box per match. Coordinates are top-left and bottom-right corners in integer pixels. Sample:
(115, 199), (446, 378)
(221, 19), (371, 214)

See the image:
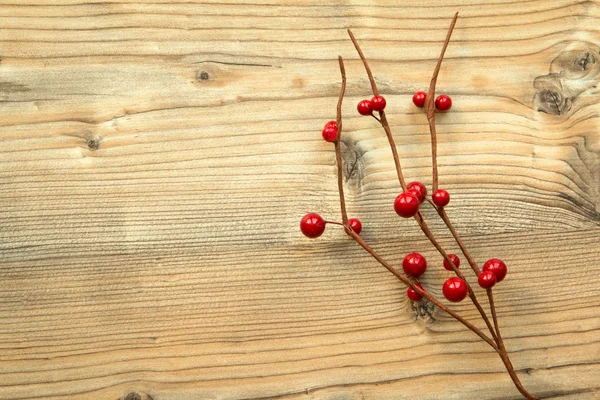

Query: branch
(427, 12), (458, 192)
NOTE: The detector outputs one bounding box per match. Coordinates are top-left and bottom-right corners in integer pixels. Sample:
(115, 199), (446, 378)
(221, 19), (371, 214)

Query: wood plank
(1, 1), (599, 399)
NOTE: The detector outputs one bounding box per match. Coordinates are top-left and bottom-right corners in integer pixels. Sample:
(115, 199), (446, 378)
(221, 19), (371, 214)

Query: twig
(427, 12), (458, 192)
(334, 56), (348, 226)
(347, 29), (407, 191)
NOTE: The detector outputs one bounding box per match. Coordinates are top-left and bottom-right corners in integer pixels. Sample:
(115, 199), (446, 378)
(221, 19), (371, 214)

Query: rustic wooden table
(1, 1), (599, 399)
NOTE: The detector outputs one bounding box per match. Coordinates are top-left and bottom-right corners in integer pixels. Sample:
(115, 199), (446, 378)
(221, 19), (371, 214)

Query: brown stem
(427, 12), (458, 192)
(415, 212), (499, 343)
(334, 56), (348, 226)
(347, 29), (407, 191)
(437, 207), (482, 275)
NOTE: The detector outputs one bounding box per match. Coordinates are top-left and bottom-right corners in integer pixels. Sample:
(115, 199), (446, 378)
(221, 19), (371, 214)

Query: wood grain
(1, 1), (600, 399)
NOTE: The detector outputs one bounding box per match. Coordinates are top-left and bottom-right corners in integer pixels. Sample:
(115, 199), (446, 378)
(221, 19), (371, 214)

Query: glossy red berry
(412, 91), (427, 108)
(442, 277), (468, 302)
(435, 94), (452, 111)
(394, 192), (420, 218)
(406, 181), (427, 203)
(325, 120), (337, 128)
(407, 282), (424, 302)
(432, 189), (450, 208)
(402, 252), (427, 278)
(443, 254), (460, 271)
(322, 126), (337, 142)
(370, 95), (386, 111)
(482, 258), (507, 283)
(357, 100), (373, 115)
(300, 213), (326, 238)
(478, 270), (497, 289)
(348, 218), (362, 235)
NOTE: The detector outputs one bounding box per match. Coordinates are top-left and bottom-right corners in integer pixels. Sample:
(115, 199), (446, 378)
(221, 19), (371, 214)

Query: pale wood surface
(1, 1), (600, 399)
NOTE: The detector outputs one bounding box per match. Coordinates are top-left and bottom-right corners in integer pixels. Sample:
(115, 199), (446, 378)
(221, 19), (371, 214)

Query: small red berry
(412, 91), (427, 108)
(300, 213), (326, 238)
(322, 126), (338, 142)
(443, 254), (461, 271)
(394, 192), (420, 218)
(407, 282), (424, 302)
(478, 270), (497, 289)
(432, 189), (450, 208)
(357, 100), (373, 115)
(370, 95), (386, 111)
(406, 181), (427, 203)
(442, 277), (468, 302)
(482, 258), (507, 283)
(402, 252), (427, 278)
(348, 218), (362, 235)
(325, 120), (337, 128)
(435, 94), (452, 111)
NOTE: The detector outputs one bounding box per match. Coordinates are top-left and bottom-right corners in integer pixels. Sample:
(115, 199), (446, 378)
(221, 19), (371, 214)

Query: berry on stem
(478, 270), (497, 289)
(325, 120), (337, 128)
(357, 99), (373, 115)
(407, 181), (427, 203)
(402, 252), (427, 277)
(435, 94), (452, 111)
(370, 95), (386, 111)
(432, 189), (450, 208)
(348, 218), (362, 235)
(412, 91), (427, 108)
(443, 254), (460, 271)
(394, 192), (420, 218)
(407, 282), (424, 302)
(300, 213), (326, 238)
(483, 258), (507, 282)
(322, 126), (337, 142)
(442, 277), (468, 302)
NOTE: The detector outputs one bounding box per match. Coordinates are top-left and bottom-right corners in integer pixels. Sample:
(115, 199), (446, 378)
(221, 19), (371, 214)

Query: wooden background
(1, 1), (599, 399)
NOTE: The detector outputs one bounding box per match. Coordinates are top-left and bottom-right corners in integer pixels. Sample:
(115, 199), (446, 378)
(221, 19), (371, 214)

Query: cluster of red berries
(412, 91), (452, 111)
(394, 181), (450, 218)
(321, 120), (338, 142)
(356, 95), (387, 115)
(300, 213), (362, 238)
(402, 251), (508, 303)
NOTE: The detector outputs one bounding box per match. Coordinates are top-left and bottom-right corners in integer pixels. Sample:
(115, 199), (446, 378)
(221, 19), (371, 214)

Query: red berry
(325, 120), (337, 128)
(482, 258), (507, 283)
(322, 126), (338, 142)
(443, 254), (460, 271)
(402, 252), (427, 278)
(357, 100), (373, 115)
(432, 189), (450, 208)
(370, 95), (386, 111)
(406, 181), (427, 203)
(478, 270), (497, 289)
(394, 192), (420, 218)
(407, 282), (424, 302)
(300, 213), (326, 238)
(435, 94), (452, 111)
(412, 91), (427, 108)
(348, 218), (362, 235)
(442, 277), (468, 302)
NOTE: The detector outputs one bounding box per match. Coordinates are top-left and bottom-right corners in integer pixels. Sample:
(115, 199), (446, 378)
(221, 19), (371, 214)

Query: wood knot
(534, 42), (600, 115)
(197, 71), (210, 81)
(121, 392), (153, 400)
(87, 138), (100, 150)
(535, 87), (571, 115)
(410, 298), (436, 322)
(339, 137), (364, 190)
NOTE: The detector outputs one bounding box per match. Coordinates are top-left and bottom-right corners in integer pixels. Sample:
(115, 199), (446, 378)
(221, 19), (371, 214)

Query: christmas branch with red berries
(300, 14), (538, 400)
